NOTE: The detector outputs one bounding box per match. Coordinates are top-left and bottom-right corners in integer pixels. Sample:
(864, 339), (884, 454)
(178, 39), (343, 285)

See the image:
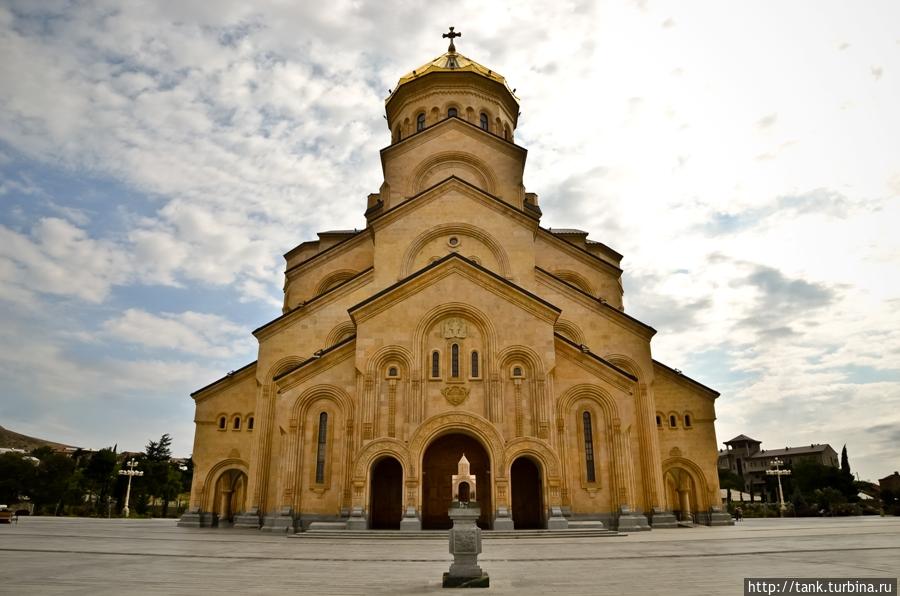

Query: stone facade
(180, 43), (728, 532)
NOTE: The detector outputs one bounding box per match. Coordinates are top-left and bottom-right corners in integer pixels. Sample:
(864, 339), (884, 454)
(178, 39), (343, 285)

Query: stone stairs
(290, 526), (620, 540)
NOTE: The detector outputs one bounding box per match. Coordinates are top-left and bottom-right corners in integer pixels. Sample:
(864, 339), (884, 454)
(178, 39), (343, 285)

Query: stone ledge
(442, 572), (490, 588)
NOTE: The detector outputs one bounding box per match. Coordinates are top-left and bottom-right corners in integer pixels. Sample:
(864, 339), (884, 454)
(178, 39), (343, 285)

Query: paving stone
(0, 516), (898, 595)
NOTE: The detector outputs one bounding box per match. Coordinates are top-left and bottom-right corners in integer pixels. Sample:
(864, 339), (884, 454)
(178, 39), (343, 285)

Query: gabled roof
(652, 359), (720, 399)
(367, 175), (539, 230)
(725, 434), (761, 444)
(349, 252), (560, 324)
(191, 360), (257, 400)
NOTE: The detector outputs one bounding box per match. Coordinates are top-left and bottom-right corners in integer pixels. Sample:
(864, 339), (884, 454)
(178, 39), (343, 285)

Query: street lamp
(118, 458), (144, 518)
(765, 457), (792, 516)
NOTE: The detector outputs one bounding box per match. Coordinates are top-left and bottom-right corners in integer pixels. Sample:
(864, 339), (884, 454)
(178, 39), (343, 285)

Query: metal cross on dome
(443, 26), (461, 52)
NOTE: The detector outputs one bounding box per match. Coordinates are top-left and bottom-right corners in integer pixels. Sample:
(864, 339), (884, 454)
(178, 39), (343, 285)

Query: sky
(0, 1), (898, 481)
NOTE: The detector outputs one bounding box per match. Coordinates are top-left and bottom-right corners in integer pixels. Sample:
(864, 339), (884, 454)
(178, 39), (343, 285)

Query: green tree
(144, 434), (177, 516)
(83, 448), (118, 515)
(840, 445), (851, 478)
(29, 447), (76, 515)
(0, 452), (37, 505)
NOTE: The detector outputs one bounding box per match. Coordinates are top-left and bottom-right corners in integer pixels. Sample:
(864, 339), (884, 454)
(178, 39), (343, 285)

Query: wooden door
(511, 457), (543, 529)
(422, 434), (491, 529)
(370, 457), (403, 529)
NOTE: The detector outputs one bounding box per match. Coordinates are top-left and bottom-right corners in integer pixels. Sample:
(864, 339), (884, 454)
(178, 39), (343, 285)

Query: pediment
(368, 176), (538, 233)
(348, 253), (560, 325)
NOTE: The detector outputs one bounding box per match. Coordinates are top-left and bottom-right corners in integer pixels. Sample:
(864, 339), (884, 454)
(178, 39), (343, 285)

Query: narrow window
(655, 415), (662, 427)
(233, 416), (241, 430)
(471, 351), (479, 378)
(684, 414), (692, 427)
(480, 112), (489, 131)
(247, 416), (255, 430)
(512, 366), (523, 378)
(315, 412), (328, 484)
(218, 416), (226, 430)
(416, 113), (426, 132)
(388, 366), (399, 378)
(669, 415), (677, 428)
(431, 350), (440, 378)
(448, 107), (458, 118)
(451, 343), (460, 378)
(583, 411), (596, 483)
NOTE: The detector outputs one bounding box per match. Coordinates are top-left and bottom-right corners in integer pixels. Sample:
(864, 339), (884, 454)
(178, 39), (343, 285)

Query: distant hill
(0, 425), (77, 452)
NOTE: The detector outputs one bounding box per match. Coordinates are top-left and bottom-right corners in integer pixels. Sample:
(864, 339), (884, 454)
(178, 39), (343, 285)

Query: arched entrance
(370, 457), (403, 529)
(511, 457), (543, 529)
(212, 469), (247, 526)
(422, 433), (492, 529)
(665, 467), (699, 522)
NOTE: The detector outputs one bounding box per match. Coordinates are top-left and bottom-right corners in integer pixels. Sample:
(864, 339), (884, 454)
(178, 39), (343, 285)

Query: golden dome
(387, 51), (519, 103)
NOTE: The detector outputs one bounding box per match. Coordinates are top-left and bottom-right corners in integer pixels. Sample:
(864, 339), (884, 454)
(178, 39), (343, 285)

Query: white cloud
(102, 308), (253, 359)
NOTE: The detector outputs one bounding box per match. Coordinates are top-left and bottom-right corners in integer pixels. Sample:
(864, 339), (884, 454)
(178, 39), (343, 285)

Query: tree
(144, 434), (177, 516)
(0, 452), (37, 505)
(841, 445), (851, 478)
(29, 447), (76, 515)
(83, 448), (118, 514)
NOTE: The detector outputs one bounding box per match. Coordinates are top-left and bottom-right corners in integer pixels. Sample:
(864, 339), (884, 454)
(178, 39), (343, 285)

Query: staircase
(291, 526), (620, 540)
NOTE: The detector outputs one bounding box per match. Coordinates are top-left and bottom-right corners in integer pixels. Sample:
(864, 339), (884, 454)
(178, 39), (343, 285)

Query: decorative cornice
(253, 268), (374, 340)
(349, 253), (560, 325)
(535, 267), (656, 340)
(652, 359), (720, 400)
(191, 361), (257, 402)
(274, 335), (357, 392)
(554, 333), (637, 391)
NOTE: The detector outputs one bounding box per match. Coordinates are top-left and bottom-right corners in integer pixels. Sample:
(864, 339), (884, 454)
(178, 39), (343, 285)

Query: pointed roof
(388, 51), (519, 104)
(725, 434), (761, 444)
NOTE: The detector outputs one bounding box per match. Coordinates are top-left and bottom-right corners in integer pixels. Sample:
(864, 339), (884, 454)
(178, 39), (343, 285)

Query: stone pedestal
(493, 505), (514, 530)
(707, 506), (735, 526)
(400, 507), (421, 532)
(616, 505), (651, 532)
(649, 508), (678, 529)
(547, 506), (569, 530)
(177, 508), (211, 528)
(261, 507), (295, 533)
(346, 506), (368, 530)
(443, 503), (489, 588)
(233, 507), (261, 529)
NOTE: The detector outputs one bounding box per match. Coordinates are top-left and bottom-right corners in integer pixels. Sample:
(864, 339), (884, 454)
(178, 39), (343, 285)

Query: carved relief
(442, 385), (470, 406)
(442, 317), (468, 339)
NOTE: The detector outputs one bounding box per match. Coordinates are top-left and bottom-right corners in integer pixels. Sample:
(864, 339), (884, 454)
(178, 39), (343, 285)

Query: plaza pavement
(0, 516), (897, 595)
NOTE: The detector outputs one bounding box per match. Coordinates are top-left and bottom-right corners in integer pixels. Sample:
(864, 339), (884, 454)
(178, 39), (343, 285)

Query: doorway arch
(422, 433), (492, 529)
(511, 457), (544, 529)
(212, 469), (247, 526)
(369, 457), (403, 529)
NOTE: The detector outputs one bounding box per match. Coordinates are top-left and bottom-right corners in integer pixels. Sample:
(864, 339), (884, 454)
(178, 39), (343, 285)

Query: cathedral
(179, 32), (731, 532)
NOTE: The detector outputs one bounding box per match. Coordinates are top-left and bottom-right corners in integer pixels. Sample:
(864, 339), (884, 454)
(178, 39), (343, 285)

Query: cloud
(0, 218), (131, 305)
(756, 113), (778, 129)
(102, 308), (253, 358)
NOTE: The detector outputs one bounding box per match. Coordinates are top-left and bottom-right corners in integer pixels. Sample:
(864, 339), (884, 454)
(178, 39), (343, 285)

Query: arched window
(315, 412), (328, 484)
(218, 416), (226, 430)
(480, 112), (489, 131)
(451, 343), (460, 378)
(470, 351), (479, 378)
(416, 113), (426, 132)
(684, 414), (692, 427)
(448, 107), (458, 118)
(388, 366), (399, 378)
(247, 416), (255, 431)
(669, 415), (677, 428)
(233, 416), (241, 430)
(656, 415), (662, 427)
(431, 350), (441, 378)
(583, 411), (596, 483)
(512, 366), (523, 378)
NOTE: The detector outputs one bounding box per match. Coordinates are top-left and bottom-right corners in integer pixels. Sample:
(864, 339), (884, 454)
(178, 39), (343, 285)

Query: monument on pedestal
(443, 455), (489, 588)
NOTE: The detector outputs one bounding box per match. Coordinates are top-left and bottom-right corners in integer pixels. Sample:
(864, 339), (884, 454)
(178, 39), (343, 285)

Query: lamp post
(765, 458), (791, 516)
(118, 458), (144, 518)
